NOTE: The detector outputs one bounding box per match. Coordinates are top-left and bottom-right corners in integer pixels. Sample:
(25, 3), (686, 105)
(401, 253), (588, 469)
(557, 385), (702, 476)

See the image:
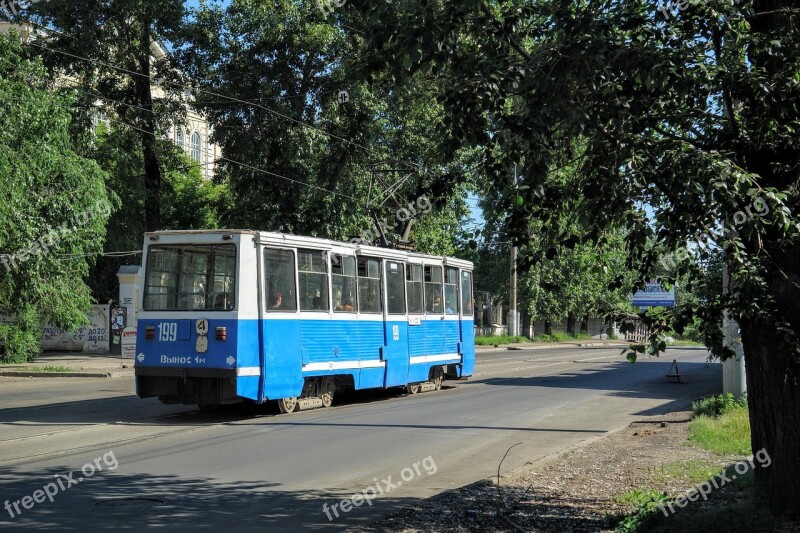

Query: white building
(1, 22), (221, 179)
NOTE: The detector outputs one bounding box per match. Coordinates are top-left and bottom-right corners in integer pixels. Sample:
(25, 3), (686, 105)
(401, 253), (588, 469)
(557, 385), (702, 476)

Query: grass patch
(689, 406), (751, 455)
(21, 365), (76, 373)
(474, 335), (529, 346)
(649, 459), (724, 485)
(611, 488), (669, 532)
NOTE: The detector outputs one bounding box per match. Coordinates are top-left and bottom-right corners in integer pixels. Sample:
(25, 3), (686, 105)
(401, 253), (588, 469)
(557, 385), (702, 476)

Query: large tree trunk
(134, 18), (162, 233)
(544, 320), (552, 336)
(580, 314), (589, 336)
(741, 318), (800, 515)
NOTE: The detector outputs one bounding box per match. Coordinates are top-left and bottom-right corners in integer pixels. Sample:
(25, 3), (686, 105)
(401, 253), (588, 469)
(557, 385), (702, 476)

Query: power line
(25, 37), (387, 161)
(52, 77), (360, 201)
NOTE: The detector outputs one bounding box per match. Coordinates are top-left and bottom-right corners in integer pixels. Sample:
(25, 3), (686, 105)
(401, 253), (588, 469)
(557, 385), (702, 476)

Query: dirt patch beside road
(351, 409), (795, 532)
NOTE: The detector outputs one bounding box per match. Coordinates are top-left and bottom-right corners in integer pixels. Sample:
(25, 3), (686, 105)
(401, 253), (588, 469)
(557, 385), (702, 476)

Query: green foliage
(474, 335), (528, 346)
(87, 125), (225, 301)
(690, 405), (751, 455)
(173, 0), (474, 248)
(612, 488), (669, 533)
(693, 393), (748, 418)
(0, 32), (111, 362)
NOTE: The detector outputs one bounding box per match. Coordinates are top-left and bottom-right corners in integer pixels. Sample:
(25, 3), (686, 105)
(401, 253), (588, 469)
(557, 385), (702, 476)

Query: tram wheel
(277, 397), (298, 414)
(432, 376), (443, 391)
(321, 390), (334, 408)
(407, 383), (420, 395)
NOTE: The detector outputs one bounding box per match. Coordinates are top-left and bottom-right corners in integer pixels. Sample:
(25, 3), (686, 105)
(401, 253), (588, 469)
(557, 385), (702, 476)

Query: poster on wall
(38, 305), (110, 353)
(83, 305), (110, 353)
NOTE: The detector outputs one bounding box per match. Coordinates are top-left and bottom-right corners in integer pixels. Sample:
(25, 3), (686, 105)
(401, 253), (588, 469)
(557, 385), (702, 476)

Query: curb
(0, 370), (131, 379)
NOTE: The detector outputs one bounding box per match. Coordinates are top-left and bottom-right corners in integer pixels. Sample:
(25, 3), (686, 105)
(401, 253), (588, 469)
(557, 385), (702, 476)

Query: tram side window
(424, 265), (443, 314)
(264, 248), (297, 312)
(144, 245), (236, 311)
(461, 271), (474, 316)
(357, 257), (382, 313)
(406, 264), (424, 314)
(298, 249), (329, 311)
(386, 261), (406, 315)
(332, 254), (357, 313)
(444, 267), (459, 315)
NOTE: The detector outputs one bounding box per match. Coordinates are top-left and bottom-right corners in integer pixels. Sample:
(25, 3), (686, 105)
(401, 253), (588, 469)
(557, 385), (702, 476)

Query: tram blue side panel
(298, 319), (383, 390)
(262, 319), (303, 400)
(408, 320), (449, 356)
(382, 321), (409, 388)
(443, 320), (460, 353)
(460, 319), (476, 377)
(236, 319), (261, 400)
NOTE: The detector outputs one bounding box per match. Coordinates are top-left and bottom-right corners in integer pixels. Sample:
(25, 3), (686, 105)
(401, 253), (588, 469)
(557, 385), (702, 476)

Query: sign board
(37, 305), (110, 353)
(121, 327), (137, 358)
(631, 283), (675, 308)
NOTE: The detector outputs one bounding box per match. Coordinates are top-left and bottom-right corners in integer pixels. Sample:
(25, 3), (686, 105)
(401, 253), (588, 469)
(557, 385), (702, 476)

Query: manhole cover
(96, 498), (164, 508)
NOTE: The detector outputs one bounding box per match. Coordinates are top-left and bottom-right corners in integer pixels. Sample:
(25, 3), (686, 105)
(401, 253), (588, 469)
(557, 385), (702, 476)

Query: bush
(692, 393), (747, 417)
(0, 308), (41, 364)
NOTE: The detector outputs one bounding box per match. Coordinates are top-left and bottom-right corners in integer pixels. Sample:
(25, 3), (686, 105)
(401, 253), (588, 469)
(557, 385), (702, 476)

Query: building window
(190, 132), (201, 162)
(176, 128), (184, 148)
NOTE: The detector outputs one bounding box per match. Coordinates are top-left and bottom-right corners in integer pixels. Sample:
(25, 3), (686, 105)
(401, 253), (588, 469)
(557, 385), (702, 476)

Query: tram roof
(143, 229), (473, 270)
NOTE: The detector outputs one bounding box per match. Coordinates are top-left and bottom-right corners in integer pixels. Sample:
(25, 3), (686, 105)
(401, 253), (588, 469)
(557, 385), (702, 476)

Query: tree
(353, 0), (800, 513)
(86, 123), (226, 301)
(25, 0), (189, 232)
(0, 32), (111, 362)
(172, 0), (475, 249)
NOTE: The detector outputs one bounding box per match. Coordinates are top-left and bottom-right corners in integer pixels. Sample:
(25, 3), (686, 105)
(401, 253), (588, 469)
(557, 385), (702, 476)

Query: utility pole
(508, 166), (518, 337)
(722, 259), (747, 397)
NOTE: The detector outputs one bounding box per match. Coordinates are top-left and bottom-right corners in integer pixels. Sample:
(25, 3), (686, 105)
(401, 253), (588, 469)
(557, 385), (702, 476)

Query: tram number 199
(158, 322), (178, 342)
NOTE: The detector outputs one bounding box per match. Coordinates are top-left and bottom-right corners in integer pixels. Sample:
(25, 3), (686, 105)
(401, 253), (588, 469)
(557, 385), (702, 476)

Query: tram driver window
(424, 265), (443, 314)
(264, 248), (297, 311)
(332, 254), (357, 313)
(357, 257), (381, 313)
(444, 267), (459, 315)
(298, 249), (329, 311)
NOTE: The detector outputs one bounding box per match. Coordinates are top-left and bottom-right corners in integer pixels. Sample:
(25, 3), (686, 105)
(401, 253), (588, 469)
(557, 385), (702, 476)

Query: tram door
(383, 260), (409, 387)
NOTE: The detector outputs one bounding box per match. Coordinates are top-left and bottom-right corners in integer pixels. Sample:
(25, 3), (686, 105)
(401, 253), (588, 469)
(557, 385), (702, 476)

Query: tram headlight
(145, 325), (155, 341)
(215, 326), (227, 341)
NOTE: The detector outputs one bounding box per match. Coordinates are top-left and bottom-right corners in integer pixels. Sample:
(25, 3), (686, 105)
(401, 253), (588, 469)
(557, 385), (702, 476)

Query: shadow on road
(0, 464), (406, 530)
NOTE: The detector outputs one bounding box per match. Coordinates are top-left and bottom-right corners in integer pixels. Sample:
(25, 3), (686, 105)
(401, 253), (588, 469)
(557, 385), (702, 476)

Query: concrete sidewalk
(475, 339), (630, 352)
(0, 351), (134, 378)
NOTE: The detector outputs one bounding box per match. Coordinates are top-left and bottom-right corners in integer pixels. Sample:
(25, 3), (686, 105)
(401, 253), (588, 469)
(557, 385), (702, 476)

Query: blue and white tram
(134, 230), (475, 412)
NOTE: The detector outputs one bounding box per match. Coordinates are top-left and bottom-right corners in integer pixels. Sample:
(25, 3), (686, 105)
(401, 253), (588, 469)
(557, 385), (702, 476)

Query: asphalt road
(0, 346), (720, 531)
